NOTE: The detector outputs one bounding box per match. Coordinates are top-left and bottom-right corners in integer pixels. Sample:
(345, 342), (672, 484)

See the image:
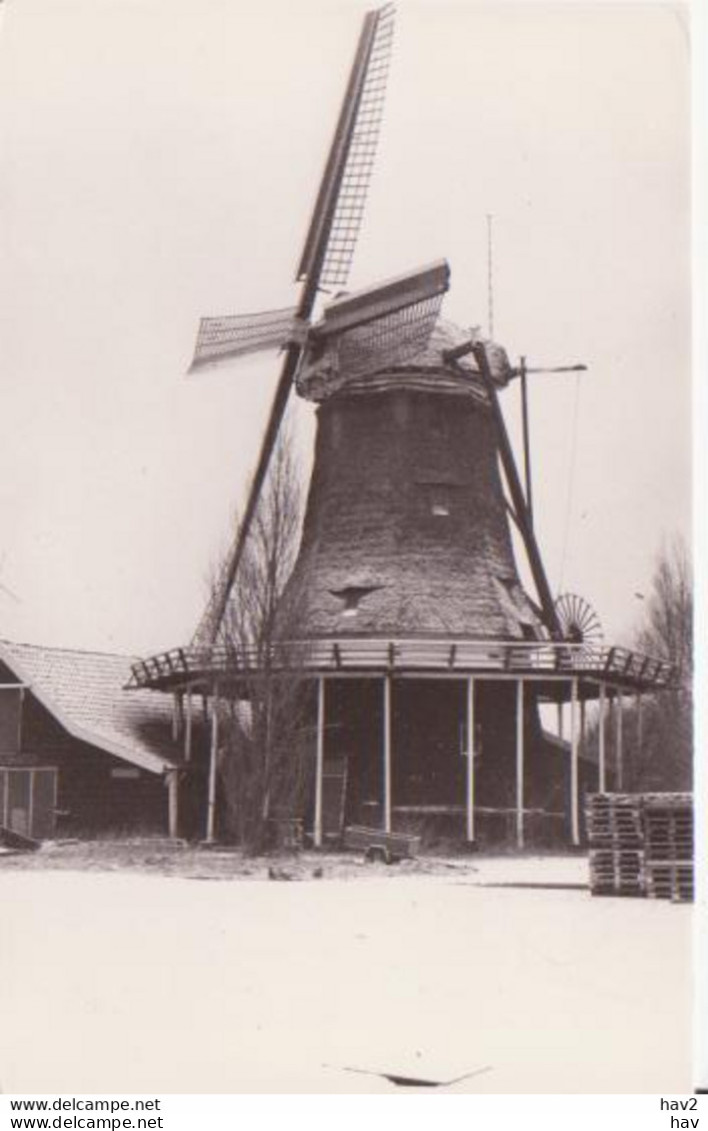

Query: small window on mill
(416, 479), (462, 519)
(330, 585), (380, 617)
(342, 595), (359, 618)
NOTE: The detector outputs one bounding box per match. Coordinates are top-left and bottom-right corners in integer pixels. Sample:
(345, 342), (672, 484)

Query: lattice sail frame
(336, 292), (446, 377)
(314, 4), (395, 289)
(190, 306), (300, 371)
(191, 259), (450, 385)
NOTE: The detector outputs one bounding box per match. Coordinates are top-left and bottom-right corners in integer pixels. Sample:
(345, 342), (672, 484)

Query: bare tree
(628, 535), (693, 790)
(213, 428), (315, 851)
(635, 535), (692, 687)
(581, 536), (693, 791)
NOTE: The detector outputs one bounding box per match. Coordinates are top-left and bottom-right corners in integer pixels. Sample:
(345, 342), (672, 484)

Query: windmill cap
(296, 317), (512, 403)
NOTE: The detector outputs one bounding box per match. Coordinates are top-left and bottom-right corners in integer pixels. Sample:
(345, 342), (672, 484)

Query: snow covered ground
(0, 861), (692, 1094)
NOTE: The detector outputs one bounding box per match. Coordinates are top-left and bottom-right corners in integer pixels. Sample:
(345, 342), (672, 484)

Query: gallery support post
(516, 679), (525, 850)
(466, 676), (476, 843)
(206, 685), (220, 843)
(314, 676), (326, 848)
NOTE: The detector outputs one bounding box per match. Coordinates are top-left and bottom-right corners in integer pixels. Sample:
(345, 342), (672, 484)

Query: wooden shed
(0, 639), (188, 842)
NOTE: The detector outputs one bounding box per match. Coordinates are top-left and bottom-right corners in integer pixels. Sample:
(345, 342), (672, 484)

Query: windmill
(130, 1), (675, 851)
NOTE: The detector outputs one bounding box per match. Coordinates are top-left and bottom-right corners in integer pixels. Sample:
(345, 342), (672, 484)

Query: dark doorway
(391, 679), (466, 806)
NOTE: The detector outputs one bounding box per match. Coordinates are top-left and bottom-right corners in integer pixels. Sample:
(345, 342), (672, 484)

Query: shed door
(7, 770), (30, 835)
(31, 769), (58, 840)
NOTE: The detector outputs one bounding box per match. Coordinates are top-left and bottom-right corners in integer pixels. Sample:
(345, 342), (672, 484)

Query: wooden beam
(167, 770), (179, 839)
(383, 674), (392, 833)
(466, 677), (475, 843)
(184, 688), (193, 762)
(206, 686), (219, 843)
(470, 344), (562, 638)
(314, 677), (326, 848)
(570, 678), (580, 846)
(28, 767), (35, 840)
(171, 693), (180, 741)
(18, 685), (25, 754)
(598, 682), (607, 792)
(504, 499), (523, 535)
(516, 679), (525, 849)
(520, 357), (534, 527)
(615, 692), (624, 790)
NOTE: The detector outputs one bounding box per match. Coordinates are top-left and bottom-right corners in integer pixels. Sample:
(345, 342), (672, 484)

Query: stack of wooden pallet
(586, 793), (645, 896)
(643, 793), (694, 903)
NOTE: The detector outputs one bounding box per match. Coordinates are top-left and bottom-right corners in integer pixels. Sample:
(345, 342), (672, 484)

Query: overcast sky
(0, 0), (692, 656)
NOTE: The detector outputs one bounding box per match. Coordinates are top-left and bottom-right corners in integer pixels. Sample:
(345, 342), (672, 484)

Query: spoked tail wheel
(554, 593), (603, 661)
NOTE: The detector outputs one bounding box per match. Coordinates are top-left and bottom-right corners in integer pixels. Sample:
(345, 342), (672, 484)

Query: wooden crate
(645, 860), (694, 903)
(586, 794), (645, 895)
(587, 792), (694, 901)
(643, 796), (693, 862)
(643, 794), (694, 902)
(586, 793), (644, 849)
(589, 848), (644, 896)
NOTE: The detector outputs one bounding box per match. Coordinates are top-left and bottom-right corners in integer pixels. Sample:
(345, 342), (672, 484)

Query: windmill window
(330, 585), (381, 616)
(415, 481), (460, 519)
(429, 487), (454, 517)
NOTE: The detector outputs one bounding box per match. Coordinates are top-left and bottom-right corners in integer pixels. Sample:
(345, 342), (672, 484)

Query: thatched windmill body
(283, 315), (561, 844)
(130, 4), (675, 848)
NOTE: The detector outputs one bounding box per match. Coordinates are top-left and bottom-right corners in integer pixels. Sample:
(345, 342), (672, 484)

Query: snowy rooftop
(0, 639), (179, 773)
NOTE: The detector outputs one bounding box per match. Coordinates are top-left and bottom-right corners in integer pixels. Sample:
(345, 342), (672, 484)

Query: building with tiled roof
(0, 639), (190, 842)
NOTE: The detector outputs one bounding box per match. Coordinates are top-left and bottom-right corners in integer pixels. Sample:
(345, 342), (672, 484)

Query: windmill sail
(190, 259), (448, 375)
(337, 293), (446, 377)
(189, 307), (300, 371)
(312, 260), (450, 378)
(193, 3), (397, 648)
(296, 3), (395, 290)
(313, 260), (449, 339)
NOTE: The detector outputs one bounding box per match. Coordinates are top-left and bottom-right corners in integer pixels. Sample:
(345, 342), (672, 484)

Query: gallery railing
(127, 638), (675, 693)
